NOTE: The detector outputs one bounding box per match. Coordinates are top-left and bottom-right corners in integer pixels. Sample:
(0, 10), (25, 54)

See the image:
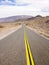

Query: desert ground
(0, 22), (21, 38)
(25, 16), (49, 38)
(0, 16), (49, 38)
(0, 16), (49, 65)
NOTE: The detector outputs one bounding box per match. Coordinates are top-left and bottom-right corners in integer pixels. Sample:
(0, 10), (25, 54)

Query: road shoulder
(26, 26), (49, 40)
(0, 25), (22, 40)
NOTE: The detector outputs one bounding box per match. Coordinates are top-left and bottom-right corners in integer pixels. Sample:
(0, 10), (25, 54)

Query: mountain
(26, 15), (42, 21)
(25, 15), (49, 38)
(35, 15), (42, 18)
(0, 15), (32, 22)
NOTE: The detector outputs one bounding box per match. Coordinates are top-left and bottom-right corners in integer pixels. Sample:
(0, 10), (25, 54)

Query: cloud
(41, 7), (49, 12)
(0, 0), (49, 17)
(16, 0), (30, 6)
(0, 6), (40, 18)
(0, 6), (49, 18)
(17, 3), (29, 6)
(0, 0), (16, 5)
(16, 0), (49, 11)
(16, 0), (30, 4)
(0, 0), (29, 6)
(0, 0), (49, 8)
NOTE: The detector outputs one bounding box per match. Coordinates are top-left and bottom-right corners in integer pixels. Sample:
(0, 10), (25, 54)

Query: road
(0, 25), (49, 65)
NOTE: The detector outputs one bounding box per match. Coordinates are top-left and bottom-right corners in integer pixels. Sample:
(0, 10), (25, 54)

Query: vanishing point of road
(0, 25), (49, 65)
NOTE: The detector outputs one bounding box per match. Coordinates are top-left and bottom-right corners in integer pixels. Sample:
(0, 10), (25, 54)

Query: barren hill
(25, 15), (49, 38)
(0, 15), (32, 23)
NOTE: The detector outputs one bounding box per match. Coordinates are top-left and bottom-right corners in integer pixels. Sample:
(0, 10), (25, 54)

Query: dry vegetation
(25, 16), (49, 38)
(0, 22), (21, 37)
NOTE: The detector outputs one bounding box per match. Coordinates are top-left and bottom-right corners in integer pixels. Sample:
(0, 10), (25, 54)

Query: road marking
(24, 28), (34, 65)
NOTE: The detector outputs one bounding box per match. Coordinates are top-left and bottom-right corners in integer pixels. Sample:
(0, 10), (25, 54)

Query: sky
(0, 0), (49, 18)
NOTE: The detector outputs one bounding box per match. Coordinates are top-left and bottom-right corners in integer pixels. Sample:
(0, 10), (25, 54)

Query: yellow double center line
(24, 28), (34, 65)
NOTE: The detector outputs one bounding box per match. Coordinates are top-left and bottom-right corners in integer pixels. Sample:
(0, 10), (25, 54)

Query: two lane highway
(0, 27), (26, 65)
(26, 26), (49, 65)
(0, 25), (49, 65)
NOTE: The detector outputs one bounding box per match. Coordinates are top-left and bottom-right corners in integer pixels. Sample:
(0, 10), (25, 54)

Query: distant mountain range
(0, 15), (49, 23)
(0, 15), (32, 22)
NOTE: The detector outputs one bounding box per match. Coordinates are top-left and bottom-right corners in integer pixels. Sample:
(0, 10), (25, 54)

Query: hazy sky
(0, 0), (49, 18)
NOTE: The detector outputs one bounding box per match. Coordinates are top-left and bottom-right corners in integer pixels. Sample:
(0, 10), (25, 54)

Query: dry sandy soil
(25, 16), (49, 38)
(0, 22), (21, 38)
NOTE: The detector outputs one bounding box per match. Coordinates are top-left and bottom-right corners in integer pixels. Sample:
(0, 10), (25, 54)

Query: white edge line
(0, 26), (22, 40)
(26, 26), (49, 41)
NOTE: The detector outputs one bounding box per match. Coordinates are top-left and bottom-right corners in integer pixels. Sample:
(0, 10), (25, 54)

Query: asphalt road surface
(0, 25), (49, 65)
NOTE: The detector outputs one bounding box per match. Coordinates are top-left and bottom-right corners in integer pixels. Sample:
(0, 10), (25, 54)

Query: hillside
(0, 15), (32, 23)
(25, 15), (49, 38)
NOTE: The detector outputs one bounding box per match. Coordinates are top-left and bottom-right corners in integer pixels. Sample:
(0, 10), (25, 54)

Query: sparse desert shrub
(26, 23), (28, 25)
(18, 23), (21, 25)
(45, 20), (49, 24)
(15, 23), (21, 26)
(0, 25), (4, 28)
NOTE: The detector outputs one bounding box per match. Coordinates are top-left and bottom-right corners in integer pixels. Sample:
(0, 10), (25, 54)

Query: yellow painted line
(24, 28), (35, 65)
